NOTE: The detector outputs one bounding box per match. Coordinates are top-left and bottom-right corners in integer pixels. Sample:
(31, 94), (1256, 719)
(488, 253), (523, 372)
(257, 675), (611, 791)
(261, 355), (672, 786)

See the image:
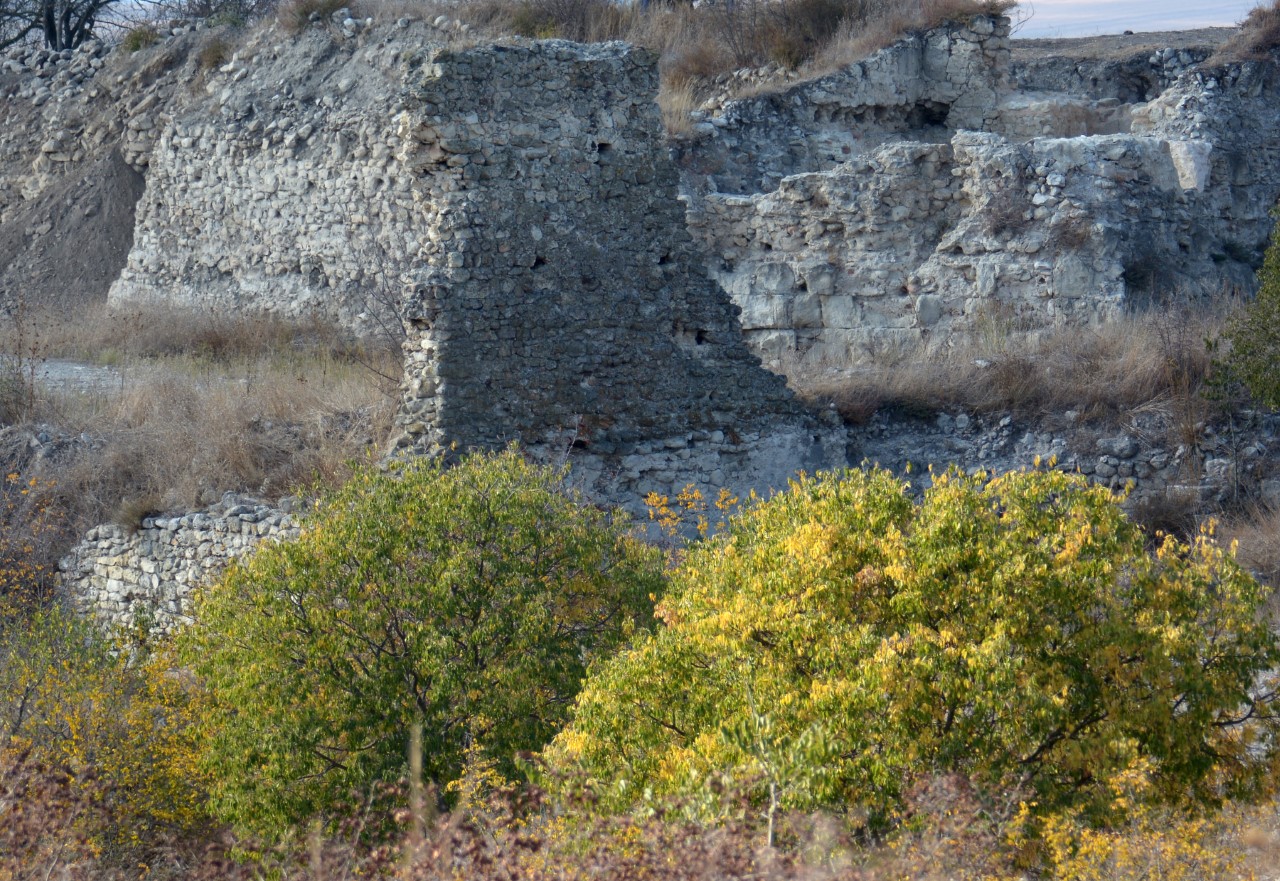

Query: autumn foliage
(4, 453), (1280, 878)
(551, 467), (1280, 834)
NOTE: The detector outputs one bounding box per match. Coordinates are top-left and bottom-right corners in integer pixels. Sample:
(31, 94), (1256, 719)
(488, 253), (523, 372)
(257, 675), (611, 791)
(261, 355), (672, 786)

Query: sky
(1014, 0), (1263, 38)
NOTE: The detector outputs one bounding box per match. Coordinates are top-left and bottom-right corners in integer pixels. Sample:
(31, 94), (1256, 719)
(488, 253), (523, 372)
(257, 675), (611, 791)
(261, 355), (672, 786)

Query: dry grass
(361, 0), (1016, 133)
(789, 307), (1220, 430)
(1211, 0), (1280, 63)
(1220, 504), (1280, 590)
(277, 0), (349, 34)
(0, 304), (399, 571)
(195, 33), (232, 69)
(808, 0), (1014, 76)
(660, 80), (701, 137)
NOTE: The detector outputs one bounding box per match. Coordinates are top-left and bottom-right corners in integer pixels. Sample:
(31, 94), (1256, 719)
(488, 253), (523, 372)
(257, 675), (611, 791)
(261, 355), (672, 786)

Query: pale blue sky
(1015, 0), (1261, 37)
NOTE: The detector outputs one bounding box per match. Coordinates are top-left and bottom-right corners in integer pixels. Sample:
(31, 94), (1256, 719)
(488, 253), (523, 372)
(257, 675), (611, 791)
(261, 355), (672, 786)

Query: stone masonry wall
(61, 495), (298, 635)
(60, 33), (849, 631)
(681, 16), (1280, 367)
(107, 16), (447, 328)
(388, 40), (847, 510)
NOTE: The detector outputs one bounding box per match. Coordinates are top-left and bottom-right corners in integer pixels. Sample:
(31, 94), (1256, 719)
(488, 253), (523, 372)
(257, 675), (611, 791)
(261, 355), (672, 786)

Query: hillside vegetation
(4, 450), (1280, 879)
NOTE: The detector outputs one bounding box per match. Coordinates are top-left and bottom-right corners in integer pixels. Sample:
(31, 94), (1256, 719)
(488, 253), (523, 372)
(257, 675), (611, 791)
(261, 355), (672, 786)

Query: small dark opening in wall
(532, 255), (547, 269)
(595, 141), (612, 154)
(797, 279), (808, 292)
(658, 250), (672, 265)
(906, 100), (950, 128)
(695, 330), (708, 345)
(571, 438), (589, 450)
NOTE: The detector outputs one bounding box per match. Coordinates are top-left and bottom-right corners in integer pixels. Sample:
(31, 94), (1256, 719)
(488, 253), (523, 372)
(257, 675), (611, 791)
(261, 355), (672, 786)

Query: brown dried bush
(1212, 0), (1280, 63)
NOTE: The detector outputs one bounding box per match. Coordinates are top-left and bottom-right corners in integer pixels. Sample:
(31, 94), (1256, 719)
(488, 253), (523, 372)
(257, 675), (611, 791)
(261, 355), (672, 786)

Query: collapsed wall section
(389, 41), (845, 508)
(61, 496), (298, 635)
(676, 15), (1010, 195)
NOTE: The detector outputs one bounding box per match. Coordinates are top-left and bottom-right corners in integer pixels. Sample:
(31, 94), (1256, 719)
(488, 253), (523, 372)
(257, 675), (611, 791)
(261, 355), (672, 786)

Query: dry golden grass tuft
(1220, 504), (1280, 590)
(788, 307), (1219, 433)
(1212, 0), (1280, 63)
(195, 33), (233, 70)
(659, 80), (701, 137)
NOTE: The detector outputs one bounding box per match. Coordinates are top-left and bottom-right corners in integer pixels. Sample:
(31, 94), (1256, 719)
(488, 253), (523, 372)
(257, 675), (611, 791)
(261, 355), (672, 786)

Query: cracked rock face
(678, 16), (1280, 370)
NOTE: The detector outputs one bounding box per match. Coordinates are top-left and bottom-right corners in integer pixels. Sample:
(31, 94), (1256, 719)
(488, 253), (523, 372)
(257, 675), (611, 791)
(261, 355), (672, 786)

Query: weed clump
(278, 0), (349, 34)
(123, 25), (162, 52)
(1212, 0), (1280, 63)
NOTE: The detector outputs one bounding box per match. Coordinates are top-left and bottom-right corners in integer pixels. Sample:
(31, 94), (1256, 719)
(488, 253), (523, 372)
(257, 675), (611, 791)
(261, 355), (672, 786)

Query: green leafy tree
(1219, 218), (1280, 408)
(178, 449), (665, 842)
(549, 467), (1280, 830)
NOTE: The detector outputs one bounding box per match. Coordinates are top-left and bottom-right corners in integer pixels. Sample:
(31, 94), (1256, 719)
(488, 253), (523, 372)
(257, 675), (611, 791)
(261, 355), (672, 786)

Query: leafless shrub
(1128, 487), (1202, 544)
(0, 752), (100, 881)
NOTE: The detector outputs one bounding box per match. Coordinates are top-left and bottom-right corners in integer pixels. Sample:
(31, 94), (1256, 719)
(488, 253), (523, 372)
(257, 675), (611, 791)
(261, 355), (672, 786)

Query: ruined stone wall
(681, 16), (1280, 367)
(60, 495), (298, 635)
(690, 128), (1226, 363)
(389, 40), (846, 509)
(676, 15), (1010, 196)
(1134, 60), (1280, 294)
(107, 16), (450, 328)
(59, 33), (850, 631)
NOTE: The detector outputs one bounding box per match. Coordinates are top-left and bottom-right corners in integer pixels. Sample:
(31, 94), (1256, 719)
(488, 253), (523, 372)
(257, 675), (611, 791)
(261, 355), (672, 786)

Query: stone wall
(690, 129), (1228, 363)
(676, 15), (1010, 196)
(388, 40), (846, 510)
(852, 407), (1280, 525)
(680, 16), (1280, 367)
(60, 495), (298, 635)
(106, 15), (453, 328)
(59, 32), (850, 631)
